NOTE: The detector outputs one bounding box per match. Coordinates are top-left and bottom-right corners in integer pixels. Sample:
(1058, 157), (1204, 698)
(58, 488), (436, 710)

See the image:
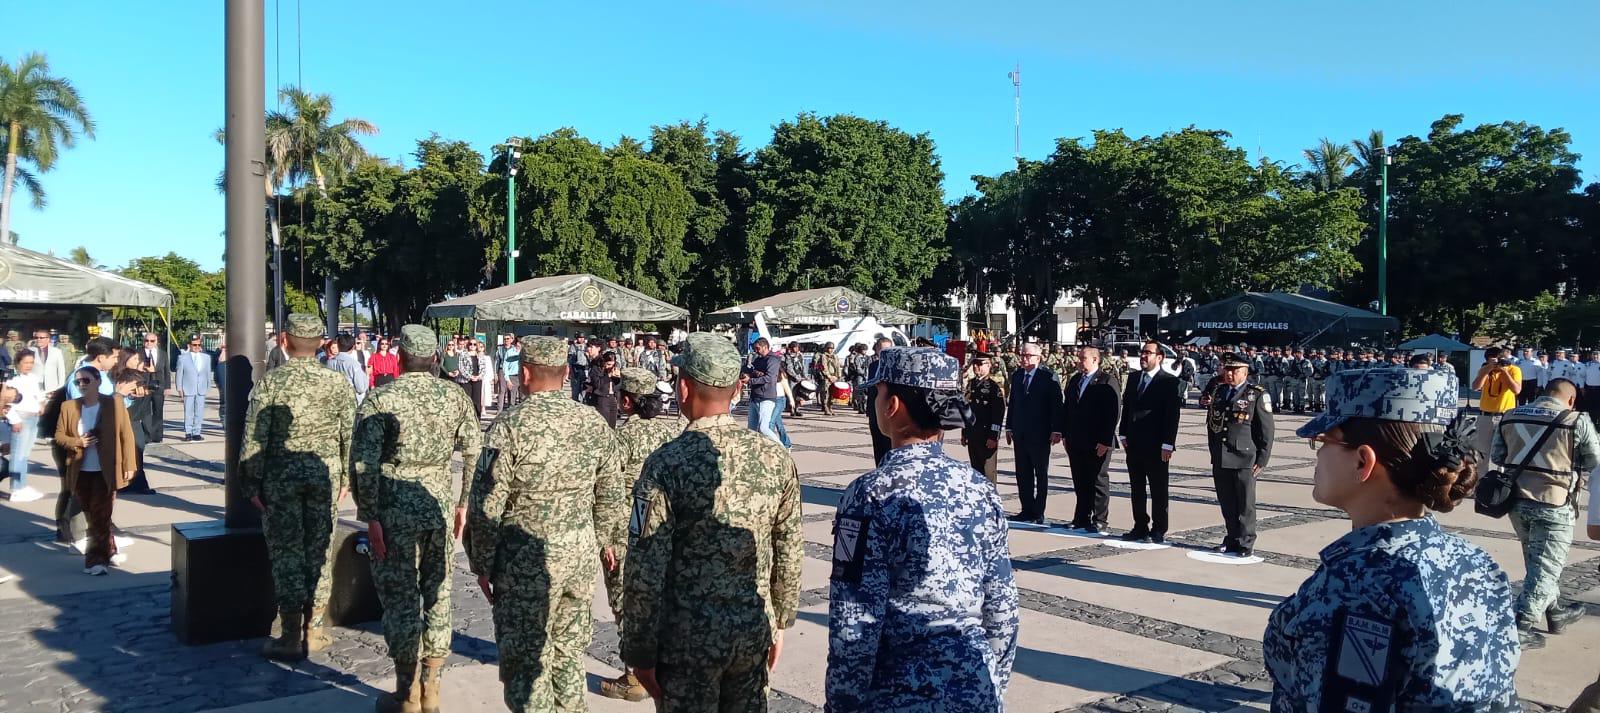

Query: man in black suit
(140, 332), (168, 443)
(1004, 342), (1061, 523)
(1060, 346), (1121, 534)
(1118, 341), (1181, 543)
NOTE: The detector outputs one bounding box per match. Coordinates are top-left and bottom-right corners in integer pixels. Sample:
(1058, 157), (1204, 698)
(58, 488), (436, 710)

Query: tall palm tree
(1351, 129), (1387, 170)
(0, 52), (95, 246)
(1302, 137), (1355, 192)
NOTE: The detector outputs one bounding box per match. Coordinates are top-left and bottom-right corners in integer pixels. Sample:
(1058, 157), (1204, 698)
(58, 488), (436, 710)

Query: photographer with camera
(1472, 347), (1523, 477)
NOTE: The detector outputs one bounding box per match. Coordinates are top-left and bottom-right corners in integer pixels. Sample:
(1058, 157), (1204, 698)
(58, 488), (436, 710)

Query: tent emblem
(580, 284), (604, 308)
(1236, 301), (1257, 321)
(835, 297), (851, 313)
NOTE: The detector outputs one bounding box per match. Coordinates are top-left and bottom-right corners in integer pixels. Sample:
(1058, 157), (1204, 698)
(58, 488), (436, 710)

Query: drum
(829, 381), (851, 403)
(795, 379), (818, 399)
(655, 381), (674, 395)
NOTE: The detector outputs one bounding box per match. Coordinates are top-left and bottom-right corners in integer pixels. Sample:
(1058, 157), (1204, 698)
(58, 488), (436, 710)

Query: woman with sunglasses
(369, 337), (400, 388)
(1267, 368), (1521, 711)
(54, 366), (137, 575)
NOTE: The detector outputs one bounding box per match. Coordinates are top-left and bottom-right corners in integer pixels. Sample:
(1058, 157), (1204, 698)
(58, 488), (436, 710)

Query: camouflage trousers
(493, 532), (597, 713)
(657, 651), (770, 712)
(372, 527), (453, 661)
(261, 478), (338, 613)
(1509, 500), (1574, 620)
(1262, 376), (1284, 409)
(602, 541), (628, 624)
(1308, 379), (1326, 409)
(1286, 378), (1308, 412)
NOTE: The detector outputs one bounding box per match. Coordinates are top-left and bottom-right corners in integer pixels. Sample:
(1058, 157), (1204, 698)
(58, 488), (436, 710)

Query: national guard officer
(1309, 349), (1330, 412)
(598, 367), (685, 702)
(1269, 368), (1521, 710)
(1262, 347), (1286, 410)
(241, 313), (357, 661)
(354, 324), (483, 713)
(1198, 352), (1273, 557)
(827, 347), (1019, 711)
(466, 335), (626, 712)
(1285, 348), (1312, 414)
(960, 350), (1006, 483)
(622, 333), (803, 711)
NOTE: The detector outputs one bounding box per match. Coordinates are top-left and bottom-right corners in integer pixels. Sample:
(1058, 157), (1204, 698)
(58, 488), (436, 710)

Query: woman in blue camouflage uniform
(1268, 368), (1522, 712)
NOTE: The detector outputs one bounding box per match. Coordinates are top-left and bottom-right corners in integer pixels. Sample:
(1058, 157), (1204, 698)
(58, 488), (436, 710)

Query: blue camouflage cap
(1296, 367), (1459, 438)
(860, 347), (961, 391)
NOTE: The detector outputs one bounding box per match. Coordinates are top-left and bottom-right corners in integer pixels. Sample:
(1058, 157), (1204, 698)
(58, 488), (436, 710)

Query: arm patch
(1320, 609), (1402, 713)
(473, 447), (501, 487)
(831, 515), (869, 583)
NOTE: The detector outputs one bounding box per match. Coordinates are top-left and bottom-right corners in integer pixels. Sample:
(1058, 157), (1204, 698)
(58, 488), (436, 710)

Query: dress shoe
(1032, 517), (1047, 526)
(1006, 514), (1031, 523)
(1120, 531), (1151, 543)
(1547, 602), (1585, 634)
(1149, 534), (1165, 544)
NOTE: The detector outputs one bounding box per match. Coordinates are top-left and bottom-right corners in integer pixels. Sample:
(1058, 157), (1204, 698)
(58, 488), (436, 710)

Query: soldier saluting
(1199, 352), (1274, 558)
(959, 351), (1006, 483)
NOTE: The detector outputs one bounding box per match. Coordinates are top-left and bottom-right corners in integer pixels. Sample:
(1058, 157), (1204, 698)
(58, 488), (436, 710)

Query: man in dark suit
(1060, 346), (1120, 534)
(140, 332), (168, 444)
(1004, 342), (1061, 523)
(1199, 351), (1274, 557)
(1118, 341), (1181, 543)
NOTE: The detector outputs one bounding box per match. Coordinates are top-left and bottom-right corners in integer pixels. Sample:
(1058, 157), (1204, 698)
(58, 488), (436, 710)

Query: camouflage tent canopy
(704, 286), (916, 327)
(423, 274), (687, 324)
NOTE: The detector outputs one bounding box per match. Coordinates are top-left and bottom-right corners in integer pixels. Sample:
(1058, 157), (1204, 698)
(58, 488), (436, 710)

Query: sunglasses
(74, 378), (95, 386)
(144, 339), (158, 343)
(1307, 435), (1355, 452)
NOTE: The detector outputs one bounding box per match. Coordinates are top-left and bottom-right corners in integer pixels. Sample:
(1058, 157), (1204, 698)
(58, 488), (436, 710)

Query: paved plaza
(0, 394), (1592, 712)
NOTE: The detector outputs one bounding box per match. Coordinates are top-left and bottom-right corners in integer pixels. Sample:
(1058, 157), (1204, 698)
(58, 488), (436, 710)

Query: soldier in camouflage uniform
(599, 368), (686, 702)
(241, 313), (357, 662)
(466, 335), (625, 713)
(813, 343), (843, 416)
(828, 347), (1019, 711)
(354, 325), (484, 713)
(1102, 347), (1129, 400)
(1270, 368), (1521, 710)
(622, 333), (803, 711)
(1284, 348), (1312, 414)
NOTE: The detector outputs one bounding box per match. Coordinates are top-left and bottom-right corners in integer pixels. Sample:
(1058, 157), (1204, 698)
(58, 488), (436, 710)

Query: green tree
(599, 145), (692, 301)
(122, 253), (226, 332)
(0, 52), (95, 245)
(484, 129), (612, 281)
(644, 120), (758, 316)
(1302, 137), (1354, 192)
(748, 113), (947, 307)
(67, 245), (100, 268)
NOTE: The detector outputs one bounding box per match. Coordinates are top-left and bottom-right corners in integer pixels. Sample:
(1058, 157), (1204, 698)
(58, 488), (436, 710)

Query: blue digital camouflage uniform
(827, 347), (1020, 712)
(1271, 368), (1521, 712)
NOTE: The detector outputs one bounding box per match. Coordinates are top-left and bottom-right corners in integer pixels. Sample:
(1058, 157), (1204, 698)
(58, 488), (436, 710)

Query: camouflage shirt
(240, 356), (357, 500)
(826, 441), (1018, 712)
(352, 372), (483, 532)
(1265, 518), (1520, 712)
(464, 389), (625, 578)
(612, 414), (685, 545)
(620, 413), (803, 669)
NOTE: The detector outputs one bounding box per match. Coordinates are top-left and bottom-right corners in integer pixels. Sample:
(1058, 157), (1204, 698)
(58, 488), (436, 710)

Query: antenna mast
(1009, 63), (1021, 159)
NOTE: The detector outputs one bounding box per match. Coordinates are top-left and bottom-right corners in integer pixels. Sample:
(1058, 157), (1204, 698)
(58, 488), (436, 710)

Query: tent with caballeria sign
(1158, 291), (1397, 346)
(423, 274), (687, 328)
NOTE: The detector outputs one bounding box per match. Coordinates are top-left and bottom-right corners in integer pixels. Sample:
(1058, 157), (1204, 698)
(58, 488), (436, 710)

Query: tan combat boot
(261, 608), (305, 662)
(419, 657), (445, 713)
(305, 607), (333, 652)
(598, 670), (650, 702)
(376, 659), (421, 713)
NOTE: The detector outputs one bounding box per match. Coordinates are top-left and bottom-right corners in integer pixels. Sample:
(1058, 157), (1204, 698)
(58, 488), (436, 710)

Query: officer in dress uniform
(1198, 352), (1273, 557)
(960, 351), (1006, 484)
(827, 347), (1019, 711)
(1267, 368), (1521, 711)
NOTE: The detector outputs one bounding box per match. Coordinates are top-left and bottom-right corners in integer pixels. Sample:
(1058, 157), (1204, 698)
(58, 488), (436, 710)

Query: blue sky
(8, 1), (1598, 272)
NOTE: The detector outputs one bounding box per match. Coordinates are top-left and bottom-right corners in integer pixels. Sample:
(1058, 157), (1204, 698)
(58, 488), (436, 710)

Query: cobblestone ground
(0, 398), (1589, 712)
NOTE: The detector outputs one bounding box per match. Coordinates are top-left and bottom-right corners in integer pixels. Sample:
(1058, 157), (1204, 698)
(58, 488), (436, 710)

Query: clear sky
(8, 1), (1598, 271)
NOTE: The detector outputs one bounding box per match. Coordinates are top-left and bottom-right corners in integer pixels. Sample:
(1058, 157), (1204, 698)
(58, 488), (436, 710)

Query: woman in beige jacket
(55, 366), (137, 575)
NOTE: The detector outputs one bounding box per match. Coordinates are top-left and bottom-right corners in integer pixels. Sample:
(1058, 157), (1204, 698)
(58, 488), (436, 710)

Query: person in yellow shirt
(1472, 347), (1523, 478)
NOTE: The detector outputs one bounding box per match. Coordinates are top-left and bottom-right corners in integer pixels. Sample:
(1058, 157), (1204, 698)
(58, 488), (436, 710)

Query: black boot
(1518, 615), (1548, 650)
(1547, 601), (1586, 634)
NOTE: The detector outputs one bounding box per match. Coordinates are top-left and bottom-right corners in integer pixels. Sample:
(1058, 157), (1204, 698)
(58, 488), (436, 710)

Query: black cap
(1220, 352), (1250, 368)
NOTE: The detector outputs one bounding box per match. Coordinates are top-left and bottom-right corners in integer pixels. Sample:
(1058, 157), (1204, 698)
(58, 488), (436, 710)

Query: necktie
(1022, 370), (1032, 395)
(1078, 372), (1090, 399)
(1140, 373), (1150, 396)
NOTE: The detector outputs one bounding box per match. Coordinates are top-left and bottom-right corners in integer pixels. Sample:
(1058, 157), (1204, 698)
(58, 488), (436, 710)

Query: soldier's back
(616, 415), (683, 485)
(355, 372), (480, 531)
(247, 358), (356, 479)
(487, 390), (619, 539)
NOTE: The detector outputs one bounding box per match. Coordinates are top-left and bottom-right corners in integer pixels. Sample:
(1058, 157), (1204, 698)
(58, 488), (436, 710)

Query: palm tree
(1302, 138), (1355, 192)
(0, 52), (95, 246)
(67, 246), (100, 268)
(1351, 129), (1387, 170)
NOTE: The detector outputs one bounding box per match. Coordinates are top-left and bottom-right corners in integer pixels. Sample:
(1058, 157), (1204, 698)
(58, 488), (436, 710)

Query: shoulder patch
(1260, 392), (1273, 413)
(629, 492), (651, 537)
(831, 515), (869, 583)
(1322, 609), (1402, 712)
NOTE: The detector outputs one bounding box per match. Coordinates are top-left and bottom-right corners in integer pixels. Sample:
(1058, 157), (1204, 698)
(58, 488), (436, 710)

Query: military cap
(285, 313), (324, 339)
(519, 335), (567, 366)
(1219, 352), (1250, 368)
(971, 350), (994, 362)
(1297, 367), (1459, 438)
(619, 367), (658, 395)
(861, 347), (961, 391)
(396, 324), (436, 356)
(671, 332), (740, 387)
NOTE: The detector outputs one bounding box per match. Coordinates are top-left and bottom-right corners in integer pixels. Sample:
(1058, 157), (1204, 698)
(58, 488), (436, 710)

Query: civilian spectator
(368, 336), (400, 387)
(495, 334), (521, 410)
(174, 334), (212, 441)
(326, 334), (369, 403)
(55, 366), (137, 576)
(5, 351), (45, 502)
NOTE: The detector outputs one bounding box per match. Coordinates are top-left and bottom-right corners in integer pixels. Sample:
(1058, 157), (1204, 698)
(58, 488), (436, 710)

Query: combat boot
(420, 657), (445, 713)
(598, 670), (650, 702)
(261, 608), (306, 661)
(305, 607), (333, 652)
(1517, 615), (1547, 650)
(1547, 601), (1586, 634)
(376, 659), (421, 713)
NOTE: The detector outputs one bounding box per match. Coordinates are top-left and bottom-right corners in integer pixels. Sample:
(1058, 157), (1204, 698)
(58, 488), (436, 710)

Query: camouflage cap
(285, 313), (324, 339)
(396, 324), (436, 357)
(1296, 367), (1459, 438)
(520, 335), (567, 367)
(619, 367), (658, 395)
(860, 347), (961, 391)
(671, 332), (740, 387)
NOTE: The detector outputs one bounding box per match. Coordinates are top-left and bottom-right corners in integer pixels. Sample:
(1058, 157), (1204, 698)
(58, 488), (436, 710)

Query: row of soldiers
(242, 314), (806, 712)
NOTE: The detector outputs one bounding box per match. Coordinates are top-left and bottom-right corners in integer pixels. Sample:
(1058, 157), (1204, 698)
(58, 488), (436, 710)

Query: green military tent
(704, 286), (916, 327)
(422, 273), (687, 324)
(0, 242), (173, 309)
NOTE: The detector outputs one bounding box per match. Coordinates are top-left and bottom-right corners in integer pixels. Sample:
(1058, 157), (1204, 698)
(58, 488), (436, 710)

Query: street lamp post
(1376, 146), (1391, 316)
(504, 138), (523, 286)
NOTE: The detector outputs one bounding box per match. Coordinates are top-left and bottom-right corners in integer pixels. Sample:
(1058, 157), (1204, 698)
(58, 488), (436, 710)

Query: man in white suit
(28, 329), (68, 393)
(174, 334), (212, 441)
